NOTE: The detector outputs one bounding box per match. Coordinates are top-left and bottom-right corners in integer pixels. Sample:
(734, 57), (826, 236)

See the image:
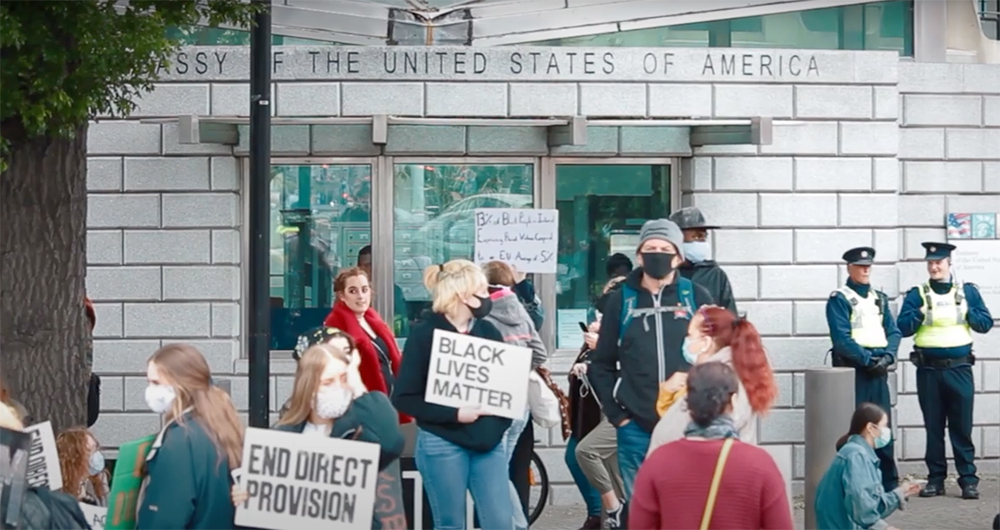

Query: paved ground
(534, 476), (1000, 529)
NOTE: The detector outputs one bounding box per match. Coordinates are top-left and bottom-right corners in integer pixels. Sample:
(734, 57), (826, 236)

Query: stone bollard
(804, 367), (856, 530)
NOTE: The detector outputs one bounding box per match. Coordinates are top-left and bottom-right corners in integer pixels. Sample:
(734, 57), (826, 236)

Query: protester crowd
(0, 208), (994, 530)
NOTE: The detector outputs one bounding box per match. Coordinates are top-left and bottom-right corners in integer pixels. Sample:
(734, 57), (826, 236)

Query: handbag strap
(699, 438), (735, 530)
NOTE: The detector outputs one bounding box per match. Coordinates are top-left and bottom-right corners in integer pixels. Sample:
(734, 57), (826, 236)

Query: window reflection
(392, 163), (534, 336)
(269, 164), (372, 350)
(528, 0), (912, 55)
(554, 164), (671, 349)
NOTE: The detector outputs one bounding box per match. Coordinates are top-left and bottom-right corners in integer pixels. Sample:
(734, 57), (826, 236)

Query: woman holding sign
(393, 259), (514, 530)
(137, 344), (244, 530)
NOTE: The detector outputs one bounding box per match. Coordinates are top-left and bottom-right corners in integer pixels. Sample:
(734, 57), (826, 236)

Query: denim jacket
(815, 435), (906, 530)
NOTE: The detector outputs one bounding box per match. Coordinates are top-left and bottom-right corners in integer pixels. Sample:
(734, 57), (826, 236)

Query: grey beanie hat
(638, 218), (685, 261)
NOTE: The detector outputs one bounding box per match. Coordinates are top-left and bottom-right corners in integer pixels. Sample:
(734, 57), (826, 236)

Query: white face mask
(88, 451), (105, 476)
(314, 386), (353, 420)
(145, 384), (177, 414)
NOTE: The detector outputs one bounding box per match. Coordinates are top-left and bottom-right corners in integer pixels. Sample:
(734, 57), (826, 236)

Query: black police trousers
(855, 370), (899, 491)
(916, 365), (977, 487)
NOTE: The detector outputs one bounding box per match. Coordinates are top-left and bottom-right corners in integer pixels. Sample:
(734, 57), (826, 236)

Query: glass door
(388, 159), (538, 339)
(268, 160), (375, 351)
(544, 160), (675, 350)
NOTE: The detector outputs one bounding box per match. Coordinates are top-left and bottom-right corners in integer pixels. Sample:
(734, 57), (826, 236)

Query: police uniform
(898, 242), (994, 500)
(825, 246), (901, 491)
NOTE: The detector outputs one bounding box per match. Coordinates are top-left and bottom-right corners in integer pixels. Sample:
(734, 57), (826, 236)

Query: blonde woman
(393, 259), (513, 530)
(137, 344), (244, 530)
(234, 343), (406, 529)
(56, 427), (110, 506)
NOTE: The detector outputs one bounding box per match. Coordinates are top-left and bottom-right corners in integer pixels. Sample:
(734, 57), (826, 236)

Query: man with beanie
(669, 207), (737, 313)
(588, 219), (714, 527)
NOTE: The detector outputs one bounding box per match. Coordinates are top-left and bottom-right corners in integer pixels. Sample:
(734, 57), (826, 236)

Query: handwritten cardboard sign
(473, 208), (558, 274)
(424, 330), (531, 420)
(79, 503), (108, 530)
(235, 428), (381, 530)
(24, 421), (62, 491)
(373, 460), (407, 530)
(106, 434), (156, 530)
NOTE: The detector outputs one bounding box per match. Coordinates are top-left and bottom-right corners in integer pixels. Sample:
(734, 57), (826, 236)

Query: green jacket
(137, 414), (235, 530)
(274, 391), (404, 471)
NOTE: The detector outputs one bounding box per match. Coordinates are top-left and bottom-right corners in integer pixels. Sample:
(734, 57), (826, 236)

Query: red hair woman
(647, 306), (777, 452)
(323, 267), (410, 423)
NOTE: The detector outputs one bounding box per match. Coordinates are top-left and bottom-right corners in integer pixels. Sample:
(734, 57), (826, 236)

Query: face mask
(683, 241), (710, 264)
(874, 425), (892, 449)
(467, 295), (493, 319)
(682, 336), (708, 365)
(145, 384), (177, 414)
(314, 386), (353, 420)
(88, 451), (105, 476)
(641, 252), (676, 280)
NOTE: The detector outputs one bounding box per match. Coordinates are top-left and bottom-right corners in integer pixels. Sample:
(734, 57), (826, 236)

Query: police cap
(921, 241), (956, 261)
(842, 246), (876, 266)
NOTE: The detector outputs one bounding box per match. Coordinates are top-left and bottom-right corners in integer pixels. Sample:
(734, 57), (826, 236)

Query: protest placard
(473, 208), (558, 274)
(235, 427), (381, 530)
(424, 330), (531, 420)
(24, 421), (62, 491)
(106, 434), (156, 530)
(79, 503), (108, 530)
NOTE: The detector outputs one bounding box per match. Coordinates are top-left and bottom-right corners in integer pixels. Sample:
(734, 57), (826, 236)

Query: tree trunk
(0, 124), (89, 432)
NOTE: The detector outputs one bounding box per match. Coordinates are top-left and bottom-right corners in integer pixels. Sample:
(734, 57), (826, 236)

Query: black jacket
(392, 313), (512, 452)
(274, 391), (405, 471)
(678, 261), (737, 314)
(588, 268), (714, 433)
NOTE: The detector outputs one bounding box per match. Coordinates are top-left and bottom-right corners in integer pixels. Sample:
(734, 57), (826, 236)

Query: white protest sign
(235, 427), (380, 530)
(24, 421), (62, 491)
(952, 240), (1000, 313)
(79, 503), (107, 530)
(473, 208), (558, 274)
(424, 330), (531, 420)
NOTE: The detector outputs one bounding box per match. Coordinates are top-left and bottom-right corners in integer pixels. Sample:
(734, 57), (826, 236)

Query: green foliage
(0, 0), (261, 166)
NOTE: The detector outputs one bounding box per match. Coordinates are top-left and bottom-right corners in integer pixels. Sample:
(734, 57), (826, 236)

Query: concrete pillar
(804, 367), (856, 530)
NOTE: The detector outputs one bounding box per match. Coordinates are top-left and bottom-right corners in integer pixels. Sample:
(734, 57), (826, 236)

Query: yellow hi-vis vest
(837, 287), (888, 349)
(914, 282), (973, 349)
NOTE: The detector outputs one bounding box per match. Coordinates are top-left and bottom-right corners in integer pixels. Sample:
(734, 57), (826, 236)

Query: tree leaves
(0, 0), (260, 168)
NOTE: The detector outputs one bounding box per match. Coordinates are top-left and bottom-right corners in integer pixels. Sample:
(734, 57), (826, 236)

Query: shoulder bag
(699, 438), (735, 530)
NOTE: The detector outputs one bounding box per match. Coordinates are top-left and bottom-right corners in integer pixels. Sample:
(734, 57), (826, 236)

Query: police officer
(898, 242), (994, 500)
(826, 246), (901, 491)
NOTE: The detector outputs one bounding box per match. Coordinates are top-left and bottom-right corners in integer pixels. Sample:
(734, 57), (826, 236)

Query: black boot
(578, 516), (602, 530)
(961, 484), (980, 500)
(919, 483), (946, 497)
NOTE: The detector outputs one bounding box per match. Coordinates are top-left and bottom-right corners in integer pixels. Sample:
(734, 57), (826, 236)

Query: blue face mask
(683, 241), (710, 264)
(874, 425), (892, 449)
(682, 336), (706, 365)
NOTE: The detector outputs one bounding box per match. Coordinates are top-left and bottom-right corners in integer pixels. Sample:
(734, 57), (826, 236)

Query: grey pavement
(533, 476), (1000, 530)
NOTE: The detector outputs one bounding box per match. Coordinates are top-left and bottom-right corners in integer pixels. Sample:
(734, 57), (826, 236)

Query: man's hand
(866, 354), (893, 377)
(570, 363), (588, 377)
(583, 332), (599, 350)
(617, 419), (631, 428)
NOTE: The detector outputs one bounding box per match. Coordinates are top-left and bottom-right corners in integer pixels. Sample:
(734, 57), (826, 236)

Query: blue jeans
(566, 436), (602, 517)
(415, 428), (513, 530)
(616, 421), (651, 501)
(503, 411), (529, 530)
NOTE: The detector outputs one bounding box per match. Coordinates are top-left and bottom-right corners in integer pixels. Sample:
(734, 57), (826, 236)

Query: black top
(391, 312), (512, 453)
(371, 334), (396, 395)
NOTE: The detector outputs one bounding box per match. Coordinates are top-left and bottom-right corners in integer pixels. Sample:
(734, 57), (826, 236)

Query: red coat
(323, 301), (411, 424)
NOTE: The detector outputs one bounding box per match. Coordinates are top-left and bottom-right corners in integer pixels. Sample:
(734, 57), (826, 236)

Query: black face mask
(641, 252), (676, 280)
(468, 295), (493, 319)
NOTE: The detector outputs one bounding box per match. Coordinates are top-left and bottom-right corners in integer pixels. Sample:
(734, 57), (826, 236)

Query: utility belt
(910, 350), (975, 369)
(830, 351), (866, 370)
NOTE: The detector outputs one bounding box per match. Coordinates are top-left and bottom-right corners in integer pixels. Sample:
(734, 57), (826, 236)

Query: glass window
(167, 26), (343, 46)
(392, 163), (535, 337)
(269, 164), (372, 351)
(554, 164), (671, 349)
(528, 1), (913, 55)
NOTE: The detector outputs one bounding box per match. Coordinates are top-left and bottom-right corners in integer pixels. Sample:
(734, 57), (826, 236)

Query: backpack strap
(618, 284), (638, 344)
(677, 276), (696, 318)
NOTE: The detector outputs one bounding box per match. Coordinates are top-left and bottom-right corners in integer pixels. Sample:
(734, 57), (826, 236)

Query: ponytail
(835, 433), (850, 451)
(729, 318), (777, 414)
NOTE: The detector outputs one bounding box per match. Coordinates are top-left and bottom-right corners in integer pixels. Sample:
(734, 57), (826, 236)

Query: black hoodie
(588, 268), (714, 433)
(678, 260), (737, 314)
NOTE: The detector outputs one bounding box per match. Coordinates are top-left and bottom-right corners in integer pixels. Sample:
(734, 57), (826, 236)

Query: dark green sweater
(137, 415), (235, 530)
(391, 313), (512, 453)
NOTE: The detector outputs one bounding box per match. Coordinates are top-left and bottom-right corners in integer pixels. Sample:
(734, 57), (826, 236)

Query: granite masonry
(85, 46), (999, 503)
